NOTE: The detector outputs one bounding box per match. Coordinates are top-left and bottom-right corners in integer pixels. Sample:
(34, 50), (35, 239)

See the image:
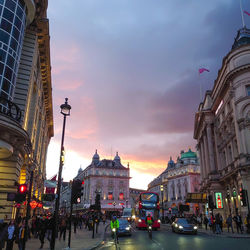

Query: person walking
(203, 215), (208, 230)
(0, 221), (8, 250)
(6, 220), (16, 250)
(59, 216), (67, 241)
(226, 214), (234, 233)
(234, 213), (243, 234)
(38, 215), (47, 249)
(17, 220), (25, 250)
(246, 212), (250, 234)
(215, 213), (222, 234)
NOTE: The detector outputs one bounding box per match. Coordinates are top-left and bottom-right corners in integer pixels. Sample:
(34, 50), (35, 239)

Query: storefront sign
(215, 192), (223, 209)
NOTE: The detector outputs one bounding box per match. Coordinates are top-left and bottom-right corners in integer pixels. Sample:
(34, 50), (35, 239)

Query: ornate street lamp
(51, 98), (71, 250)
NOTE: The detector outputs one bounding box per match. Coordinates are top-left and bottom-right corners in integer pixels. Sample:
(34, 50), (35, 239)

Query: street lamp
(160, 185), (164, 223)
(51, 98), (71, 250)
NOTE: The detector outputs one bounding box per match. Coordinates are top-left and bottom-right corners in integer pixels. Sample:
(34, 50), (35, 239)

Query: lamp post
(160, 185), (164, 223)
(51, 98), (71, 250)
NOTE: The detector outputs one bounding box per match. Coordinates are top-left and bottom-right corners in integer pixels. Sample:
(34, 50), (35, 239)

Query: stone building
(148, 149), (201, 215)
(0, 0), (53, 220)
(129, 188), (146, 210)
(194, 27), (250, 218)
(73, 151), (130, 214)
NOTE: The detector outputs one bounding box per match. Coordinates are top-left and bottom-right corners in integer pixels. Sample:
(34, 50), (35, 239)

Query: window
(119, 193), (124, 200)
(247, 86), (250, 96)
(108, 192), (113, 200)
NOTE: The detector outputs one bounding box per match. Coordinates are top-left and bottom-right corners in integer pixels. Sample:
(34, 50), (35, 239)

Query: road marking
(151, 239), (164, 250)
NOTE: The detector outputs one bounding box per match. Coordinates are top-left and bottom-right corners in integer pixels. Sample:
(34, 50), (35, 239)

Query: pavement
(160, 223), (250, 238)
(13, 223), (107, 250)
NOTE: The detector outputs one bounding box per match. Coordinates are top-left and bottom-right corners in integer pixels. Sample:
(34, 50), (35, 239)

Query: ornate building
(194, 27), (250, 218)
(73, 151), (130, 214)
(0, 0), (53, 220)
(148, 149), (201, 214)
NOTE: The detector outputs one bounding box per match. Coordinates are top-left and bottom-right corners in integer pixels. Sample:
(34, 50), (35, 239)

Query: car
(117, 218), (132, 236)
(171, 218), (198, 234)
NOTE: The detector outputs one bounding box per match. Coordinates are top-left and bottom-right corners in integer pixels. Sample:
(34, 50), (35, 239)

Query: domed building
(72, 151), (131, 215)
(148, 149), (201, 216)
(194, 27), (250, 218)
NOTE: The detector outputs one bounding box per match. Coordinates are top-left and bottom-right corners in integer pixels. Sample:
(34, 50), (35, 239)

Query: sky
(46, 0), (249, 190)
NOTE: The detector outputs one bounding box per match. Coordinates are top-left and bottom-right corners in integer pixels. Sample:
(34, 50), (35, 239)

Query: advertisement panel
(215, 192), (223, 209)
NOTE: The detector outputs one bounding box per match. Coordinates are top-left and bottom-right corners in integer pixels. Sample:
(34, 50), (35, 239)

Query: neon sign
(215, 192), (223, 209)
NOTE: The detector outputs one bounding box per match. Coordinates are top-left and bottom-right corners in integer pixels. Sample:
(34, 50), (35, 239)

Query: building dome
(92, 149), (100, 164)
(180, 148), (197, 159)
(78, 166), (83, 174)
(114, 152), (121, 163)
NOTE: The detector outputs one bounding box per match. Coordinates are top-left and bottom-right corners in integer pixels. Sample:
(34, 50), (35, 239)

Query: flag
(45, 174), (57, 194)
(244, 10), (250, 16)
(50, 174), (57, 181)
(199, 68), (210, 74)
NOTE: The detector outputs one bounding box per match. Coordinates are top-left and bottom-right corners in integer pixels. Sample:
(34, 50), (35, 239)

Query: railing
(0, 96), (22, 122)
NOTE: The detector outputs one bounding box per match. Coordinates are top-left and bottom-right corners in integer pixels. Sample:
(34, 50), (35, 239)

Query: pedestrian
(46, 215), (53, 241)
(6, 220), (16, 250)
(73, 216), (78, 234)
(102, 215), (106, 225)
(246, 212), (250, 234)
(226, 214), (234, 233)
(233, 213), (243, 234)
(203, 215), (208, 230)
(215, 213), (221, 234)
(38, 215), (47, 249)
(0, 221), (8, 250)
(59, 216), (67, 241)
(219, 213), (223, 232)
(17, 220), (25, 250)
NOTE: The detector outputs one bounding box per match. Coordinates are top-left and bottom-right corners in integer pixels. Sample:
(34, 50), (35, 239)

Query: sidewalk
(13, 223), (107, 250)
(160, 223), (250, 239)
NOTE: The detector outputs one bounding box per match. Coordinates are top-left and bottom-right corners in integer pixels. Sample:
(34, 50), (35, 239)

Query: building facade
(129, 188), (146, 210)
(194, 27), (250, 218)
(0, 0), (53, 220)
(72, 151), (130, 214)
(148, 149), (201, 215)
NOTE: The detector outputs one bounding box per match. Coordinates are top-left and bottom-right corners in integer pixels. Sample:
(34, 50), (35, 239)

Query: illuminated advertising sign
(215, 192), (223, 209)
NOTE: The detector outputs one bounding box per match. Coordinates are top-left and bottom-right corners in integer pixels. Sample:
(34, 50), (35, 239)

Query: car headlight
(175, 223), (178, 228)
(112, 228), (116, 232)
(179, 225), (183, 229)
(126, 227), (130, 230)
(157, 219), (161, 223)
(138, 219), (142, 222)
(132, 215), (136, 219)
(194, 226), (198, 230)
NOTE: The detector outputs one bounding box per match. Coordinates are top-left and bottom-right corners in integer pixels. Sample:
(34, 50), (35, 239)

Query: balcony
(0, 96), (31, 159)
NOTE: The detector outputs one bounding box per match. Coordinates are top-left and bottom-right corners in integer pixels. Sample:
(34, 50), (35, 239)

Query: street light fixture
(51, 98), (71, 250)
(160, 185), (164, 223)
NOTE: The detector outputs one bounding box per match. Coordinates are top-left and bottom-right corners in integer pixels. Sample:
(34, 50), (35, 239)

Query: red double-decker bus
(135, 192), (161, 229)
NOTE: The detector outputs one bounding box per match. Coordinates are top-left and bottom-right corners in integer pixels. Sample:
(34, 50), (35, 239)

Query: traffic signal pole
(22, 170), (33, 250)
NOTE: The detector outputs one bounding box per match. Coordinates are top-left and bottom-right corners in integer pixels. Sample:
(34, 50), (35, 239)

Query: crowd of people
(0, 211), (107, 250)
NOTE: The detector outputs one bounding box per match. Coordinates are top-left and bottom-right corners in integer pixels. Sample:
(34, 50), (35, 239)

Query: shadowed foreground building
(194, 27), (250, 218)
(0, 0), (53, 220)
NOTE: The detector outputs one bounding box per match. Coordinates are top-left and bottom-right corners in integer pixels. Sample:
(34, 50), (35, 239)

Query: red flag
(199, 68), (210, 74)
(50, 174), (57, 181)
(244, 10), (250, 16)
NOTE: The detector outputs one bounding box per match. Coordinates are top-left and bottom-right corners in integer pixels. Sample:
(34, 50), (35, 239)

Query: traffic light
(208, 194), (215, 209)
(15, 184), (27, 203)
(71, 179), (83, 204)
(240, 188), (247, 207)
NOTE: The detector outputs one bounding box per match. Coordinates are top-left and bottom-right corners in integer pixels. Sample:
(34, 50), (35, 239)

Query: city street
(98, 225), (250, 250)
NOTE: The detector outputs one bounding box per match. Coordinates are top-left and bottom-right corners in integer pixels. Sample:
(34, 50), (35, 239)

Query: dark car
(117, 218), (132, 236)
(172, 218), (198, 234)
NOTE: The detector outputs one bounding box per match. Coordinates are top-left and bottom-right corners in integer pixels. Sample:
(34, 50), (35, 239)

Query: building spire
(240, 0), (246, 28)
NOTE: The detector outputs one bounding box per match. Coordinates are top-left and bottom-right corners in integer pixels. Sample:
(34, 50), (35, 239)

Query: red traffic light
(82, 180), (85, 185)
(18, 184), (27, 193)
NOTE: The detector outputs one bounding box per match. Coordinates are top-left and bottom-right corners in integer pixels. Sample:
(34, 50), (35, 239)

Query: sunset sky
(45, 0), (249, 189)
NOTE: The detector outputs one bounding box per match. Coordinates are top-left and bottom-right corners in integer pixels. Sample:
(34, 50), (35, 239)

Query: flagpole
(199, 73), (202, 103)
(240, 0), (246, 28)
